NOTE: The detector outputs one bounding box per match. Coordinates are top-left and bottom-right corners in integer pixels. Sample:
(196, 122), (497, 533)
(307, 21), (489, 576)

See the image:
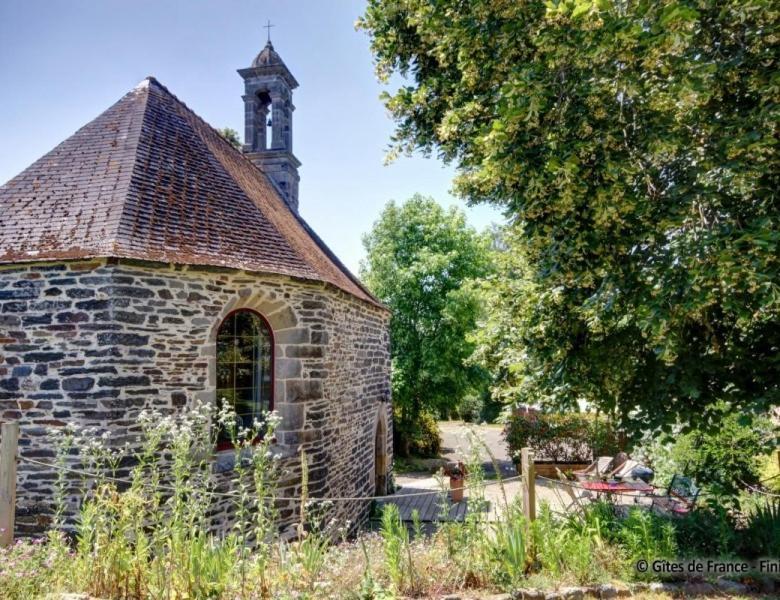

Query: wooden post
(527, 450), (536, 523)
(521, 447), (536, 524)
(0, 421), (20, 547)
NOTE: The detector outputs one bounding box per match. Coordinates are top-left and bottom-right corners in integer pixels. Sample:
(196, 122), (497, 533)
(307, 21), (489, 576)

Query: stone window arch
(215, 308), (274, 448)
(255, 90), (272, 150)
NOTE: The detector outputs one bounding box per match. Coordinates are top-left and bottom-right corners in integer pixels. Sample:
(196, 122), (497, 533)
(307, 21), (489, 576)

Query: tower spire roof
(251, 39), (285, 69)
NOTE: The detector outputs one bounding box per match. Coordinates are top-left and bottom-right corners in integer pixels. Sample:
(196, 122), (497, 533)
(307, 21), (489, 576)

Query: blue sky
(0, 0), (501, 273)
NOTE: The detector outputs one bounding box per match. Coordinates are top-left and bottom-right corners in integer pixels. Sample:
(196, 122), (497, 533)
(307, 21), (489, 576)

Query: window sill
(212, 447), (252, 474)
(211, 442), (292, 474)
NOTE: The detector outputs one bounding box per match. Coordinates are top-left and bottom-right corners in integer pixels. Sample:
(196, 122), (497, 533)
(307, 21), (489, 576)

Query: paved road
(438, 421), (516, 477)
(388, 421), (567, 520)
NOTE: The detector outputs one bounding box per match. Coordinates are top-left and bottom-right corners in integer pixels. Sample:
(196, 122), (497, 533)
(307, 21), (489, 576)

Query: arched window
(256, 91), (272, 150)
(216, 310), (273, 447)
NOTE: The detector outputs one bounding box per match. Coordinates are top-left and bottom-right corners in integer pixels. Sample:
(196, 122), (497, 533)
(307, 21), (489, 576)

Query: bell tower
(238, 37), (301, 212)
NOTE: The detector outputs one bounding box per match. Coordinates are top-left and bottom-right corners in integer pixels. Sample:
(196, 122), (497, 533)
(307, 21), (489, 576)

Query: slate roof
(0, 77), (381, 308)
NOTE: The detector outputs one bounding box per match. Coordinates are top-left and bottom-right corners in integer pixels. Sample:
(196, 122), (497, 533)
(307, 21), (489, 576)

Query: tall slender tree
(361, 195), (491, 452)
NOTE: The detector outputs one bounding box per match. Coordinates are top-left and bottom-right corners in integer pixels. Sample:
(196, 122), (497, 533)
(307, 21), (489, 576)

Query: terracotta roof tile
(0, 77), (382, 308)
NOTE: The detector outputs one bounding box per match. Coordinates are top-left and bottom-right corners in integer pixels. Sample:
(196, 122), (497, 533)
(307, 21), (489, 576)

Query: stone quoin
(0, 41), (392, 537)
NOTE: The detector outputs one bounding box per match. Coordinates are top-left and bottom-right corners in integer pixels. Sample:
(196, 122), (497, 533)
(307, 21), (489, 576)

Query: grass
(1, 407), (777, 599)
(391, 455), (448, 474)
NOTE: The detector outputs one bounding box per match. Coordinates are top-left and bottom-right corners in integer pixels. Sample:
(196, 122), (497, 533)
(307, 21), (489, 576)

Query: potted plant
(445, 462), (467, 503)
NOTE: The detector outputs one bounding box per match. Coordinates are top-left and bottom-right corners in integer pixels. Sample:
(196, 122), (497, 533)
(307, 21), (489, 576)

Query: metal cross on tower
(264, 20), (275, 43)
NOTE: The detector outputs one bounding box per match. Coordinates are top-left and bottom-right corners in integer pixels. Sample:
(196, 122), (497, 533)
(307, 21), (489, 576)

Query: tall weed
(42, 401), (283, 599)
(739, 498), (780, 557)
(486, 501), (528, 587)
(380, 503), (414, 593)
(617, 508), (677, 580)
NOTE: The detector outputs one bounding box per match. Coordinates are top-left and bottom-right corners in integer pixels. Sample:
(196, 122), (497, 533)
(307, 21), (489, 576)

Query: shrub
(456, 393), (483, 423)
(394, 410), (442, 457)
(683, 414), (774, 498)
(671, 506), (737, 557)
(504, 412), (620, 463)
(639, 409), (776, 501)
(738, 498), (780, 558)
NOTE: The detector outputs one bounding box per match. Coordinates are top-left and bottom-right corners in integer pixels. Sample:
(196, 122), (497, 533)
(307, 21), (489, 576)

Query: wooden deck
(374, 475), (567, 524)
(375, 485), (489, 522)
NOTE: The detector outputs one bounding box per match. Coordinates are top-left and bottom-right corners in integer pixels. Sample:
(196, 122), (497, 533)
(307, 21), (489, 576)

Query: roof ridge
(290, 210), (382, 307)
(111, 80), (154, 255)
(140, 76), (381, 306)
(141, 76), (295, 211)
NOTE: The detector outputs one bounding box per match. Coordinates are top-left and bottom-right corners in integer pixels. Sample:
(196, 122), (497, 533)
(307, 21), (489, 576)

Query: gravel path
(392, 421), (567, 517)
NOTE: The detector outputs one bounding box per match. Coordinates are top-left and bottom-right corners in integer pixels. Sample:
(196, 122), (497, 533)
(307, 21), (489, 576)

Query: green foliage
(6, 426), (780, 600)
(379, 503), (413, 593)
(671, 505), (737, 557)
(574, 497), (780, 562)
(359, 0), (780, 434)
(455, 393), (483, 423)
(218, 127), (242, 149)
(393, 409), (441, 457)
(504, 411), (620, 463)
(615, 509), (677, 581)
(361, 195), (492, 453)
(739, 498), (780, 557)
(468, 227), (538, 408)
(760, 450), (780, 493)
(639, 409), (776, 499)
(533, 505), (611, 585)
(486, 502), (528, 587)
(455, 388), (503, 423)
(553, 501), (679, 582)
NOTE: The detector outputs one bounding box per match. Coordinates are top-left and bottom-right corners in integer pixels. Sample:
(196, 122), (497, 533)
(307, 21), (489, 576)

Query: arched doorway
(374, 412), (388, 496)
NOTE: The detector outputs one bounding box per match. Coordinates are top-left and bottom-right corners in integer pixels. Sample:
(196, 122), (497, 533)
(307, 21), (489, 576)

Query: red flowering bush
(504, 412), (620, 463)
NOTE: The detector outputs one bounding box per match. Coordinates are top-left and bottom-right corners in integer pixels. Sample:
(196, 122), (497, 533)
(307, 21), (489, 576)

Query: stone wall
(0, 258), (392, 536)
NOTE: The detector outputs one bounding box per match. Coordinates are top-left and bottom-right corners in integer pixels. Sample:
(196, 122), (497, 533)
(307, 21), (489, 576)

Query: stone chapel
(0, 41), (392, 535)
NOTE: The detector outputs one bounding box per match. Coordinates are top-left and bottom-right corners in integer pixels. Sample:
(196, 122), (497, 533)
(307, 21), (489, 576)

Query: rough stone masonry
(0, 258), (392, 536)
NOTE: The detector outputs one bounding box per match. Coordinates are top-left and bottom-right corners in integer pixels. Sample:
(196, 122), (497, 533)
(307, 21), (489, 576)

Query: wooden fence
(0, 422), (539, 547)
(0, 421), (19, 547)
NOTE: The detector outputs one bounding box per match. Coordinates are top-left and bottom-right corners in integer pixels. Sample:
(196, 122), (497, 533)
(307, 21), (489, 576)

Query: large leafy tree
(469, 227), (537, 406)
(360, 0), (779, 433)
(361, 195), (491, 447)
